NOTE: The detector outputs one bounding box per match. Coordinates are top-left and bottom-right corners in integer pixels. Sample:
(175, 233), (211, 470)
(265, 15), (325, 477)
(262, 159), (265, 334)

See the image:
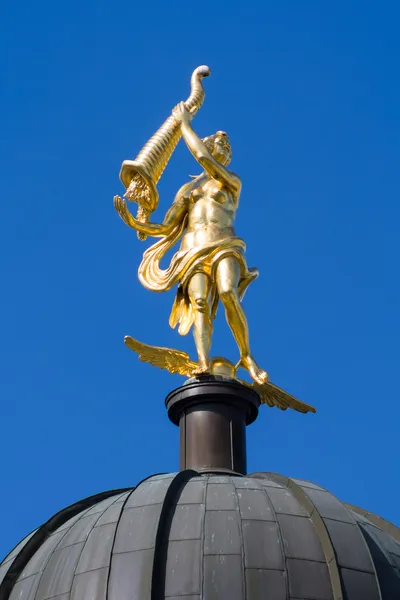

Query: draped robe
(138, 215), (258, 335)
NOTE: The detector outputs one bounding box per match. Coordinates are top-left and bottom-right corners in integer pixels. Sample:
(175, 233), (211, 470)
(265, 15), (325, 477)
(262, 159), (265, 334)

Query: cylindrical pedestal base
(165, 377), (260, 475)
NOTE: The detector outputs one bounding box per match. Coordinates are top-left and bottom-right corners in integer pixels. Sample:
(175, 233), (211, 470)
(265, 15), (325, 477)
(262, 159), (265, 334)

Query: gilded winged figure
(113, 66), (315, 414)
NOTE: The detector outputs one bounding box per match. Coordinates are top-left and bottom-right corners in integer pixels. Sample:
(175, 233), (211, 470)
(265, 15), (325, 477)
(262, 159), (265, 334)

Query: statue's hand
(114, 195), (168, 237)
(172, 101), (192, 126)
(114, 195), (133, 227)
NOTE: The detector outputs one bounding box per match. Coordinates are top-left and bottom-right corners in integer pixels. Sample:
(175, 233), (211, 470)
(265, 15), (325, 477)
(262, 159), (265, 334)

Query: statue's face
(212, 131), (232, 166)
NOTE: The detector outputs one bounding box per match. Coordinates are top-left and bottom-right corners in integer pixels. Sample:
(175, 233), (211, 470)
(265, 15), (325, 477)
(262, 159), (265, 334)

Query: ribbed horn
(119, 65), (211, 240)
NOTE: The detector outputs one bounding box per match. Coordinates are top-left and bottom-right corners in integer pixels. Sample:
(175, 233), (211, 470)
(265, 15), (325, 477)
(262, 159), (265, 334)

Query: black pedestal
(165, 376), (260, 475)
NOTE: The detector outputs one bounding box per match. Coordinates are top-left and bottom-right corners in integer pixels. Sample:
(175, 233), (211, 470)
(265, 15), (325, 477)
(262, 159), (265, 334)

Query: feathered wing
(249, 380), (316, 414)
(124, 336), (198, 377)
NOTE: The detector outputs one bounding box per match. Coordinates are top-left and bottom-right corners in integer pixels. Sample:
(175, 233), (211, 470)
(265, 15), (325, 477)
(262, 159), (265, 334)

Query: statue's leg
(188, 272), (212, 372)
(216, 257), (268, 384)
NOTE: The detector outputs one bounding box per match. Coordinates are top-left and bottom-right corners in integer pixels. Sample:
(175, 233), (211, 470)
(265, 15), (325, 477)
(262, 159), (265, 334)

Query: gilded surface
(114, 66), (315, 413)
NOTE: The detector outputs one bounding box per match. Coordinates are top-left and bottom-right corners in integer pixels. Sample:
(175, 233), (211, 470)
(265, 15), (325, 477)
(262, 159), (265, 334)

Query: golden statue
(114, 66), (315, 415)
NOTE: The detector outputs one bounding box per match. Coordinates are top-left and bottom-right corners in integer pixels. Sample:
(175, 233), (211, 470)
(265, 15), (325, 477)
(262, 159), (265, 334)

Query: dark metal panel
(232, 478), (266, 490)
(206, 482), (236, 510)
(124, 478), (173, 508)
(264, 487), (309, 517)
(108, 550), (153, 600)
(38, 595), (69, 600)
(324, 518), (375, 572)
(34, 543), (84, 599)
(164, 540), (202, 597)
(203, 555), (244, 600)
(8, 574), (41, 600)
(391, 554), (400, 569)
(376, 563), (400, 600)
(113, 492), (131, 503)
(177, 479), (207, 505)
(70, 568), (108, 600)
(113, 505), (162, 553)
(237, 488), (275, 521)
(361, 523), (400, 564)
(371, 563), (400, 600)
(291, 478), (327, 491)
(245, 569), (287, 600)
(57, 514), (103, 549)
(340, 568), (380, 600)
(165, 597), (200, 600)
(248, 474), (284, 489)
(345, 503), (400, 544)
(277, 514), (325, 562)
(95, 501), (125, 527)
(168, 504), (204, 541)
(287, 558), (333, 600)
(242, 520), (284, 570)
(54, 514), (88, 534)
(303, 489), (353, 523)
(82, 495), (125, 517)
(204, 511), (241, 555)
(18, 533), (65, 580)
(206, 475), (233, 485)
(358, 525), (400, 598)
(359, 524), (397, 566)
(75, 523), (116, 574)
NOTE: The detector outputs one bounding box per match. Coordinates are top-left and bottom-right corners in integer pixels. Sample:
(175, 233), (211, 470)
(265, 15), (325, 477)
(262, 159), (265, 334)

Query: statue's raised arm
(114, 65), (210, 240)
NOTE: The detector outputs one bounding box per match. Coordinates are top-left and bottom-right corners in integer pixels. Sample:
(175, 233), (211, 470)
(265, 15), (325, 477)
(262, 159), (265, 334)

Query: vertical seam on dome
(259, 482), (289, 599)
(229, 410), (234, 471)
(343, 510), (383, 600)
(150, 470), (198, 600)
(231, 476), (246, 600)
(104, 473), (166, 600)
(182, 408), (186, 471)
(67, 492), (129, 596)
(200, 475), (209, 599)
(104, 489), (136, 600)
(267, 473), (346, 600)
(356, 525), (388, 600)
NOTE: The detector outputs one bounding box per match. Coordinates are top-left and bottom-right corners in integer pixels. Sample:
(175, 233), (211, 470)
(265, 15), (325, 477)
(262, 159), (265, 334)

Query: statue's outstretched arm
(172, 103), (241, 194)
(114, 194), (188, 238)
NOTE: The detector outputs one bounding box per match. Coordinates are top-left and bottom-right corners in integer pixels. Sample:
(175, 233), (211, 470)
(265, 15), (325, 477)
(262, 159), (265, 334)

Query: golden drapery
(138, 216), (259, 335)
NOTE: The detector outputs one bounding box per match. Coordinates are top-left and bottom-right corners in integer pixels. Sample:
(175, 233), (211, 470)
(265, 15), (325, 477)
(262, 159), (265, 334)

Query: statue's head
(202, 131), (232, 166)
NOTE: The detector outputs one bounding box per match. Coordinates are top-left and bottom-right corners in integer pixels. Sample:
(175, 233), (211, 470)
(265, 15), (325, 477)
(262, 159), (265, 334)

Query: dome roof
(1, 472), (399, 600)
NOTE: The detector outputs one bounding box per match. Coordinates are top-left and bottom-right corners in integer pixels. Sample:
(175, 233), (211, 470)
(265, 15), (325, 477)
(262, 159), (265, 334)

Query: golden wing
(124, 336), (199, 377)
(248, 380), (316, 414)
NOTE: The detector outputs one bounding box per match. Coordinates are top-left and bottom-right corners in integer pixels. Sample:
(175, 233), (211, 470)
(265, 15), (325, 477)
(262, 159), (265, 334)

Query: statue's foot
(192, 358), (211, 376)
(241, 355), (268, 385)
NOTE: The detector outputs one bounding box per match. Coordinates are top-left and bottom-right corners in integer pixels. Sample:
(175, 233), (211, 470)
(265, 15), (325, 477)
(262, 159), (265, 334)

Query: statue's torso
(180, 177), (238, 250)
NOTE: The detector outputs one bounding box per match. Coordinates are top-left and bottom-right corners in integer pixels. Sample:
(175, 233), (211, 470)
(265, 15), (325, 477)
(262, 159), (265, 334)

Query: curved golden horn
(119, 65), (211, 240)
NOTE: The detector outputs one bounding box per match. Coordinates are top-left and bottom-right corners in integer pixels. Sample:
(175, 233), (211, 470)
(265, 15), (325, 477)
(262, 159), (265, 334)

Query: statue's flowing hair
(190, 131), (232, 178)
(202, 131), (232, 162)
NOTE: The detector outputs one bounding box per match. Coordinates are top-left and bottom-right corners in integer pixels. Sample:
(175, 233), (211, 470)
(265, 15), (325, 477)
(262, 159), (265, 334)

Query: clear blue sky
(1, 0), (399, 557)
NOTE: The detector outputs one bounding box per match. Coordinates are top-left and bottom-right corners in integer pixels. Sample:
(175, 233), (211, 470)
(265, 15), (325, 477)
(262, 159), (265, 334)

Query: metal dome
(1, 472), (399, 600)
